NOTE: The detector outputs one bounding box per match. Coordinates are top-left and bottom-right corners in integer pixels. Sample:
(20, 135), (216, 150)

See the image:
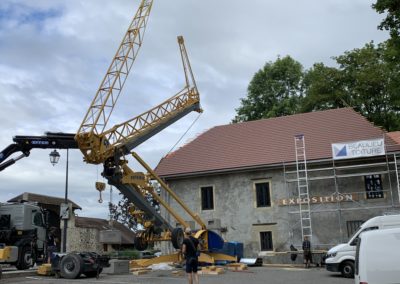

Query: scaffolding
(284, 141), (400, 248)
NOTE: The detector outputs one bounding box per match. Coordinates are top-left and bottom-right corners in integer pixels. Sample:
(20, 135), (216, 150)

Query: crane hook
(95, 182), (106, 204)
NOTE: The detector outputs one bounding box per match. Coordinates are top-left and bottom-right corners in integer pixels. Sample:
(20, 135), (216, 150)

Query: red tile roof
(155, 108), (400, 178)
(387, 131), (400, 145)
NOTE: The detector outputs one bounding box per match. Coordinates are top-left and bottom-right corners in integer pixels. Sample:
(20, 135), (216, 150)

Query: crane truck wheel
(171, 228), (184, 249)
(16, 245), (33, 270)
(60, 254), (84, 279)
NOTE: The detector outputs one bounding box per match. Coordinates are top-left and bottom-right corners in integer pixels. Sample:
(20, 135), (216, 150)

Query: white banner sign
(332, 138), (385, 160)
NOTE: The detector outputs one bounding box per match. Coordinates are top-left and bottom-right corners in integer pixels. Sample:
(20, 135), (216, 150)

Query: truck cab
(325, 214), (400, 278)
(0, 203), (47, 269)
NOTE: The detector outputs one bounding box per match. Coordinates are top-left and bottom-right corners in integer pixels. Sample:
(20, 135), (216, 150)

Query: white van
(355, 227), (400, 284)
(325, 214), (400, 278)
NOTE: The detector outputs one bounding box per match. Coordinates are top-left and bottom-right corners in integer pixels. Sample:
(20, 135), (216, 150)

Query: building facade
(155, 109), (400, 258)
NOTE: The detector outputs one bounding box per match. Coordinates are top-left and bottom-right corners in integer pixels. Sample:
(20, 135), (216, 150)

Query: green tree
(109, 183), (161, 232)
(233, 56), (304, 123)
(302, 63), (349, 112)
(373, 0), (400, 62)
(304, 42), (400, 131)
(373, 0), (400, 39)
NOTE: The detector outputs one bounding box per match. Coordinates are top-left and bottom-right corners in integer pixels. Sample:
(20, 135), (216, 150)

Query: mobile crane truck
(0, 134), (108, 278)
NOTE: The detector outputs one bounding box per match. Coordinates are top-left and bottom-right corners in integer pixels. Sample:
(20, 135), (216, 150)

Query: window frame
(364, 174), (384, 199)
(260, 231), (273, 251)
(253, 180), (272, 208)
(200, 185), (215, 211)
(32, 212), (44, 227)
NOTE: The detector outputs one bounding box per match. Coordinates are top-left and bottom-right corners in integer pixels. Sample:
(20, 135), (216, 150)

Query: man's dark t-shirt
(183, 236), (199, 258)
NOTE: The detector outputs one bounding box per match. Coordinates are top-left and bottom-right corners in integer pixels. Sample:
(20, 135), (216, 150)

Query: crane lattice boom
(76, 0), (153, 146)
(77, 36), (201, 164)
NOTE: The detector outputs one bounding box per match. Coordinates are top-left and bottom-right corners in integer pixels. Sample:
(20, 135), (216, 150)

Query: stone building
(155, 108), (400, 258)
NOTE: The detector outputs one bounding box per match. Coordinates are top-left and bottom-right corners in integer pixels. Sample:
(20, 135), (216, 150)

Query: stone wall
(67, 227), (103, 253)
(64, 211), (104, 254)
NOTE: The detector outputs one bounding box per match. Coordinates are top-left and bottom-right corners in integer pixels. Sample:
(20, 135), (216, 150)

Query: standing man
(302, 236), (312, 268)
(46, 227), (58, 263)
(182, 228), (199, 284)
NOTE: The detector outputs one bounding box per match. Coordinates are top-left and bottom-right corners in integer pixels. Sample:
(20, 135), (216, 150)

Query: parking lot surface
(1, 266), (353, 284)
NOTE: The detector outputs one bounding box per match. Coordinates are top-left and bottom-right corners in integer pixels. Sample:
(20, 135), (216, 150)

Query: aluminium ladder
(294, 134), (313, 242)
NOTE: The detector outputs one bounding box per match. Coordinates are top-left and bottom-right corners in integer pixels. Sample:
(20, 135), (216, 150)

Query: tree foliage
(109, 196), (138, 231)
(108, 183), (161, 232)
(373, 0), (400, 63)
(234, 42), (400, 131)
(304, 42), (400, 131)
(233, 56), (304, 123)
(373, 0), (400, 39)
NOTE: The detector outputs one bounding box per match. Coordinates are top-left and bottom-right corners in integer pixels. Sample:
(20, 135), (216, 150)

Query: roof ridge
(216, 107), (355, 129)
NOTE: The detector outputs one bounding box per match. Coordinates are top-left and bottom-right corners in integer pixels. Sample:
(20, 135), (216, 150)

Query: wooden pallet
(198, 266), (225, 275)
(227, 263), (248, 271)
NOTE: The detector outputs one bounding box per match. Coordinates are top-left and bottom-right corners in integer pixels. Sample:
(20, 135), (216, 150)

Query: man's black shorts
(185, 257), (198, 273)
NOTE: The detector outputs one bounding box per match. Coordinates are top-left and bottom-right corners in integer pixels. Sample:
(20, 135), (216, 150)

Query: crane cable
(166, 112), (202, 155)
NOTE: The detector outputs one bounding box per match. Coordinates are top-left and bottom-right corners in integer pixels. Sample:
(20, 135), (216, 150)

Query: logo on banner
(333, 145), (347, 157)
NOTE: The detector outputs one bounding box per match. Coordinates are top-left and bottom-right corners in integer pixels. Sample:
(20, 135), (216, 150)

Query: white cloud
(0, 0), (389, 220)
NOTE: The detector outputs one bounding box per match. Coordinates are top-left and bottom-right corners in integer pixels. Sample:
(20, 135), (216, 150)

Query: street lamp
(49, 149), (69, 253)
(49, 150), (60, 166)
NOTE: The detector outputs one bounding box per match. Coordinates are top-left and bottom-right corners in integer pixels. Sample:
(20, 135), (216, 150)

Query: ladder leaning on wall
(294, 134), (313, 242)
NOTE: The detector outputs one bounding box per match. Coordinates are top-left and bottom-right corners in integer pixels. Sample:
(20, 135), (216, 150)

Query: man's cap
(185, 227), (192, 234)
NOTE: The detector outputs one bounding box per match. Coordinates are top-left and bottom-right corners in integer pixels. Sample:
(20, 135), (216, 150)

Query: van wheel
(16, 246), (32, 270)
(340, 261), (354, 278)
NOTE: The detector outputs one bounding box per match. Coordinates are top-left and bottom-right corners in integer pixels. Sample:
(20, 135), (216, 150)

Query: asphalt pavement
(1, 266), (353, 284)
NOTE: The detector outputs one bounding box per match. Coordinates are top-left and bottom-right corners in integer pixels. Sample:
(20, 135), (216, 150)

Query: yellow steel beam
(132, 151), (207, 230)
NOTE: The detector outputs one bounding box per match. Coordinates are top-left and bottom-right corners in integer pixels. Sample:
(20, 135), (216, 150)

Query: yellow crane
(75, 0), (212, 251)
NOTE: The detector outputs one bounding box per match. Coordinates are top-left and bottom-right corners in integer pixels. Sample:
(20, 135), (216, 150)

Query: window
(364, 174), (384, 199)
(347, 220), (364, 238)
(201, 186), (214, 210)
(255, 182), (271, 207)
(32, 212), (44, 227)
(260, 231), (273, 251)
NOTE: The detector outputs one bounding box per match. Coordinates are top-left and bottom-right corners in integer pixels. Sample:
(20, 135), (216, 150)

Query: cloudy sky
(0, 0), (389, 219)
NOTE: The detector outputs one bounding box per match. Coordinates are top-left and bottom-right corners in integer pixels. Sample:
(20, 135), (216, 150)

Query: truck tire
(16, 245), (32, 270)
(171, 228), (184, 249)
(60, 254), (84, 279)
(340, 260), (354, 278)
